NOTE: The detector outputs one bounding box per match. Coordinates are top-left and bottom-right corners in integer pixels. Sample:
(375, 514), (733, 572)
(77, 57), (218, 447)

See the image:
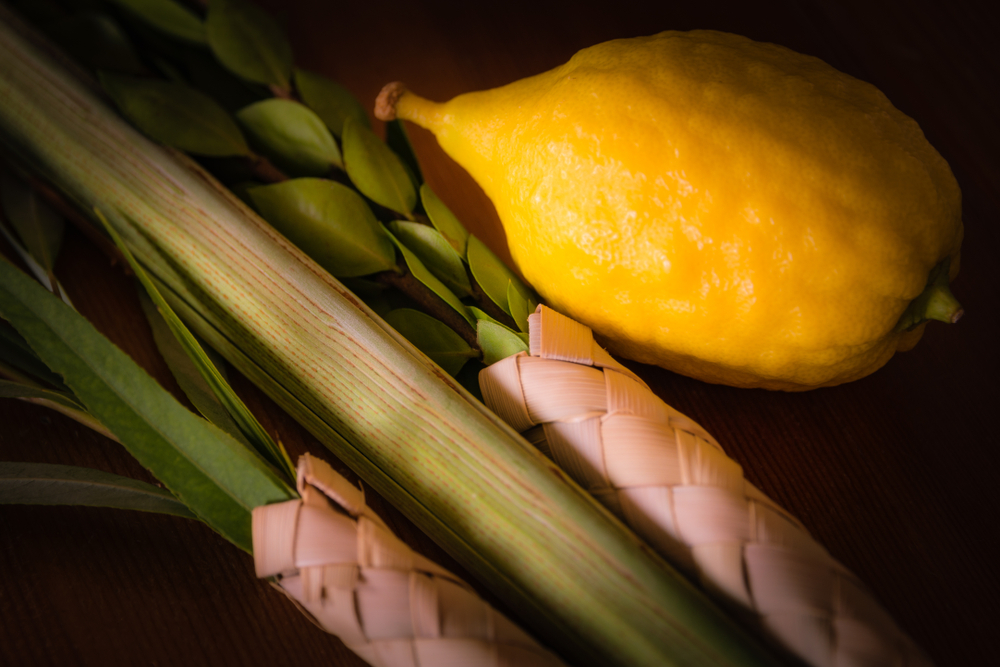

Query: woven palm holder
(480, 305), (932, 667)
(252, 454), (564, 667)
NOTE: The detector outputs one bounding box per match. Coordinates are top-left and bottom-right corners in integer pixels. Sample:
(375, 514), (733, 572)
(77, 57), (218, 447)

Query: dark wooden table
(2, 0), (997, 665)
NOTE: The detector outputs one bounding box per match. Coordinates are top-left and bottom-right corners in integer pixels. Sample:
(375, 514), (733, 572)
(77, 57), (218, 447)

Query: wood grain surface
(2, 0), (997, 665)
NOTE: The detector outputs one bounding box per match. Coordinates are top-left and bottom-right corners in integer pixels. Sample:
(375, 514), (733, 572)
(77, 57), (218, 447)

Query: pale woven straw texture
(480, 305), (932, 667)
(253, 454), (564, 667)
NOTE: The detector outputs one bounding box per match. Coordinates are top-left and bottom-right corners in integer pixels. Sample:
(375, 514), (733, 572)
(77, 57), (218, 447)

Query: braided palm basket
(480, 305), (931, 667)
(253, 454), (565, 667)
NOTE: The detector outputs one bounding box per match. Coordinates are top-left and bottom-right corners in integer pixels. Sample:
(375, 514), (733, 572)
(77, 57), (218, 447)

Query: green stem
(895, 257), (963, 331)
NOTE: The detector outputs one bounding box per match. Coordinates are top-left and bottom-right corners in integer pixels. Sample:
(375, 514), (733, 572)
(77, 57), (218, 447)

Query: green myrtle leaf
(236, 99), (342, 175)
(386, 230), (475, 326)
(177, 49), (268, 114)
(478, 319), (529, 366)
(383, 308), (476, 376)
(468, 307), (503, 326)
(294, 69), (370, 137)
(0, 379), (84, 412)
(248, 178), (396, 277)
(420, 184), (469, 257)
(49, 12), (145, 74)
(0, 462), (197, 519)
(108, 0), (206, 44)
(339, 277), (394, 317)
(100, 73), (251, 157)
(342, 116), (416, 217)
(385, 119), (422, 186)
(206, 0), (292, 89)
(0, 259), (296, 552)
(508, 280), (531, 333)
(1, 172), (65, 280)
(468, 235), (524, 317)
(387, 220), (471, 297)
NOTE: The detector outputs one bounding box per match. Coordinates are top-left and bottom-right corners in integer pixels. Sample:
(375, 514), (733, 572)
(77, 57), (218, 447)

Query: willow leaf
(206, 0), (292, 89)
(236, 98), (342, 174)
(137, 289), (253, 450)
(478, 319), (530, 366)
(108, 0), (206, 44)
(101, 73), (251, 158)
(420, 183), (469, 257)
(0, 172), (70, 304)
(0, 378), (84, 412)
(98, 209), (295, 482)
(0, 259), (296, 552)
(342, 116), (416, 217)
(388, 220), (472, 297)
(386, 230), (474, 326)
(383, 309), (477, 376)
(248, 178), (396, 277)
(0, 317), (70, 391)
(294, 69), (369, 137)
(0, 461), (197, 519)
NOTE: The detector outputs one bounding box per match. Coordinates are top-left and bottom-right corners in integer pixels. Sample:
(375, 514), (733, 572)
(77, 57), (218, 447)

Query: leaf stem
(470, 277), (519, 330)
(248, 155), (289, 184)
(374, 265), (480, 350)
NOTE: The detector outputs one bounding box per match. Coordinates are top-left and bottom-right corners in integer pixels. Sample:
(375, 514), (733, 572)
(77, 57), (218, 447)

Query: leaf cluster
(22, 0), (542, 384)
(0, 0), (541, 545)
(1, 172), (296, 550)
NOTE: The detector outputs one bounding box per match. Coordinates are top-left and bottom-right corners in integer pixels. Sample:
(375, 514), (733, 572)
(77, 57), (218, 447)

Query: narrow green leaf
(0, 259), (296, 553)
(100, 73), (251, 157)
(236, 99), (342, 175)
(0, 462), (197, 519)
(342, 116), (416, 217)
(388, 220), (472, 297)
(206, 0), (292, 89)
(0, 318), (71, 391)
(420, 183), (469, 257)
(1, 171), (65, 279)
(48, 11), (146, 75)
(136, 289), (252, 450)
(248, 178), (396, 277)
(386, 230), (475, 326)
(98, 210), (295, 482)
(0, 219), (73, 308)
(468, 235), (523, 317)
(508, 280), (530, 333)
(108, 0), (207, 44)
(385, 119), (422, 186)
(294, 68), (370, 137)
(478, 319), (530, 366)
(0, 378), (84, 412)
(383, 309), (477, 376)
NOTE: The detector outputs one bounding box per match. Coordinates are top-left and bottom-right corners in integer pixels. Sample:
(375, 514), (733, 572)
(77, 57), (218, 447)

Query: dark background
(2, 0), (997, 665)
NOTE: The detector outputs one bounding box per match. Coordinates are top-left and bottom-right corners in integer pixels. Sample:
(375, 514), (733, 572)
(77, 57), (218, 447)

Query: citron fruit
(377, 30), (963, 390)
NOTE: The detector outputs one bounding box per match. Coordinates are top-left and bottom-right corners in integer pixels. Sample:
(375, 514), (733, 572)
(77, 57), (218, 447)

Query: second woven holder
(480, 305), (931, 667)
